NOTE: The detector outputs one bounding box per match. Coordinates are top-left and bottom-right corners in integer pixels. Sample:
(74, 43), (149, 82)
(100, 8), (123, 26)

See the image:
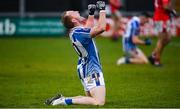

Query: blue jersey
(69, 26), (102, 79)
(123, 17), (140, 51)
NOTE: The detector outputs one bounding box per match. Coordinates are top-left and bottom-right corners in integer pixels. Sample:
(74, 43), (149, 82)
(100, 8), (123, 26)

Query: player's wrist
(88, 15), (94, 17)
(100, 10), (106, 13)
(144, 38), (152, 45)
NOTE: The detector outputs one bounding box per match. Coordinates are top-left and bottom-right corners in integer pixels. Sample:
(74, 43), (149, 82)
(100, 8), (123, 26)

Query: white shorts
(80, 73), (105, 92)
(154, 20), (171, 33)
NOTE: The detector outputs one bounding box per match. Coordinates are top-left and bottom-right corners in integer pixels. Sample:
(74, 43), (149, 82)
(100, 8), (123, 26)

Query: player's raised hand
(88, 4), (96, 15)
(144, 38), (152, 46)
(96, 1), (105, 11)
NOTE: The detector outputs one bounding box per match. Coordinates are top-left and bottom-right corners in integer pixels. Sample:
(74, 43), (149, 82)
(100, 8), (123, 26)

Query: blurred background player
(117, 13), (152, 65)
(109, 0), (122, 40)
(45, 1), (107, 106)
(148, 0), (177, 66)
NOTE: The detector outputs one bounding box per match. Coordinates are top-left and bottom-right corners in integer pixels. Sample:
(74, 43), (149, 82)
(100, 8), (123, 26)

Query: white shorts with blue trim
(80, 73), (105, 92)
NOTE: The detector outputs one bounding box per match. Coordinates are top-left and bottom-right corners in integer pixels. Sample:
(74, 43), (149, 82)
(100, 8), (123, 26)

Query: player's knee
(94, 99), (105, 106)
(144, 58), (149, 64)
(143, 60), (149, 64)
(96, 100), (105, 106)
(139, 58), (148, 64)
(141, 60), (148, 64)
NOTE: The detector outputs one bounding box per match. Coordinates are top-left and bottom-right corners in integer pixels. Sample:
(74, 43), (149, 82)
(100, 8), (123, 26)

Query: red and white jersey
(153, 0), (170, 22)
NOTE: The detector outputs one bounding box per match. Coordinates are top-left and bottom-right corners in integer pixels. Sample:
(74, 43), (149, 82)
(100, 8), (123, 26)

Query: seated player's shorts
(154, 20), (171, 33)
(125, 48), (143, 58)
(80, 72), (105, 92)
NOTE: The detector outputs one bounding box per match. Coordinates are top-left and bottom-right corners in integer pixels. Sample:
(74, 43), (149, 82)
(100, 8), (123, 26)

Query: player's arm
(90, 1), (106, 38)
(132, 36), (145, 45)
(132, 36), (151, 46)
(163, 0), (177, 17)
(85, 4), (96, 28)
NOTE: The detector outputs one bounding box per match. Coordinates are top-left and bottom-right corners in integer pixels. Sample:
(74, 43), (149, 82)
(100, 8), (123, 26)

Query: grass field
(0, 37), (180, 108)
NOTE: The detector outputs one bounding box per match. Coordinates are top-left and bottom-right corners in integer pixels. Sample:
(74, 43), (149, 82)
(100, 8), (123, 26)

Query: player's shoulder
(69, 26), (92, 40)
(69, 26), (91, 37)
(130, 17), (140, 28)
(71, 26), (91, 34)
(131, 17), (140, 23)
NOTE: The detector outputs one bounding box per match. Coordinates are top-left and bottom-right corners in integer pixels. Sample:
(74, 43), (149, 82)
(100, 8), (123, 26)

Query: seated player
(44, 1), (107, 106)
(117, 13), (151, 65)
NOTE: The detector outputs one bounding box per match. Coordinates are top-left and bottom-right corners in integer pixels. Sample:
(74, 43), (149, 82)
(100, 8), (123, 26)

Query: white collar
(132, 16), (140, 23)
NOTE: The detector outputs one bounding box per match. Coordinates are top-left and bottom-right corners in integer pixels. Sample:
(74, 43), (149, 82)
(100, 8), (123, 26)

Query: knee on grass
(93, 99), (105, 106)
(143, 59), (149, 64)
(139, 58), (149, 64)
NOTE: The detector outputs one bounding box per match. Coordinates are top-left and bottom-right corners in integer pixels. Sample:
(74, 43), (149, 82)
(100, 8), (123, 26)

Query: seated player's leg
(117, 49), (135, 65)
(69, 73), (105, 106)
(67, 86), (105, 106)
(130, 48), (148, 64)
(46, 73), (106, 106)
(117, 48), (148, 64)
(51, 95), (97, 106)
(89, 86), (106, 106)
(70, 94), (101, 105)
(85, 91), (92, 97)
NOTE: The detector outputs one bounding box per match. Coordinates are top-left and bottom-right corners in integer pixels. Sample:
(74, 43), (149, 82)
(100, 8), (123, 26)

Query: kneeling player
(117, 13), (151, 65)
(45, 1), (106, 106)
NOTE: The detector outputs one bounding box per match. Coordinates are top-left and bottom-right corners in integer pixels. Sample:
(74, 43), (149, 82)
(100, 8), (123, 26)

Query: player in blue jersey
(117, 13), (152, 65)
(45, 1), (106, 106)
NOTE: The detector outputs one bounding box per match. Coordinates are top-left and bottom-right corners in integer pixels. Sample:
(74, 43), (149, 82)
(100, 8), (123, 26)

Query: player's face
(66, 11), (85, 24)
(140, 16), (149, 25)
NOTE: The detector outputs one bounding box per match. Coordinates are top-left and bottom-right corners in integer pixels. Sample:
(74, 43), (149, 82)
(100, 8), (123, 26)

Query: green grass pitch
(0, 37), (180, 108)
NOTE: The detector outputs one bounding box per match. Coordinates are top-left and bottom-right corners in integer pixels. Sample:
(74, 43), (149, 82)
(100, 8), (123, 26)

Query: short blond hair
(61, 11), (75, 29)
